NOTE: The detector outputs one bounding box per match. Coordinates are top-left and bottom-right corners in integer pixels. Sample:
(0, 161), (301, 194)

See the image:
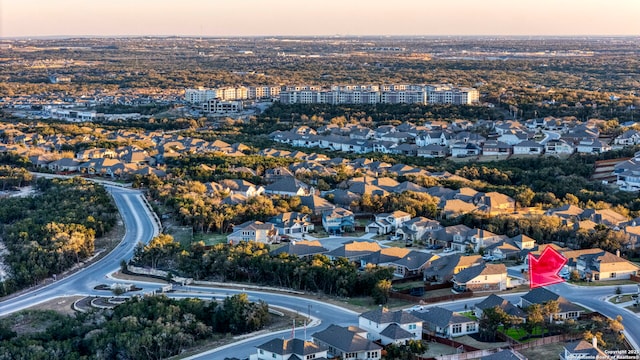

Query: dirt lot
(518, 342), (566, 360)
(21, 296), (84, 316)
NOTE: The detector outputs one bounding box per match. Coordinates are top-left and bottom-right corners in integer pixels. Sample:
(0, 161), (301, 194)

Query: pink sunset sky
(1, 0), (639, 37)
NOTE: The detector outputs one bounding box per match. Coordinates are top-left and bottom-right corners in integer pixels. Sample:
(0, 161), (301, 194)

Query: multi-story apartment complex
(185, 86), (280, 104)
(427, 85), (479, 105)
(279, 84), (477, 105)
(188, 84), (479, 106)
(202, 99), (244, 114)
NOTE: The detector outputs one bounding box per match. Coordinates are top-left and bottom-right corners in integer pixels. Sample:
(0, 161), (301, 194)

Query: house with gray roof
(255, 338), (328, 360)
(264, 176), (312, 197)
(268, 212), (314, 236)
(269, 240), (328, 259)
(411, 307), (478, 337)
(452, 263), (508, 292)
(227, 221), (277, 245)
(395, 216), (441, 243)
(312, 324), (382, 360)
(423, 254), (484, 284)
(520, 288), (584, 321)
(322, 207), (354, 235)
(358, 308), (422, 345)
(474, 294), (526, 321)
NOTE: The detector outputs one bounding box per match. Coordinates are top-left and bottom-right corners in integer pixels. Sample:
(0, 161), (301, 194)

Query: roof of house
(411, 307), (473, 329)
(360, 308), (423, 325)
(325, 241), (381, 259)
(265, 176), (309, 193)
(475, 294), (526, 318)
(564, 340), (607, 358)
(312, 324), (382, 352)
(392, 251), (439, 270)
(256, 338), (327, 356)
(454, 263), (507, 283)
(270, 240), (328, 257)
(379, 323), (415, 340)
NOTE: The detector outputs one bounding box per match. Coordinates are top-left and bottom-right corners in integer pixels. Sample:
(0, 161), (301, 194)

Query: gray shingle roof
(312, 325), (382, 352)
(360, 308), (422, 325)
(379, 323), (415, 340)
(411, 307), (471, 329)
(392, 251), (438, 270)
(256, 338), (327, 356)
(475, 294), (526, 318)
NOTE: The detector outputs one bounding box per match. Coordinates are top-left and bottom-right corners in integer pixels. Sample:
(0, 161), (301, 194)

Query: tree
(479, 307), (508, 342)
(525, 304), (544, 335)
(372, 279), (392, 305)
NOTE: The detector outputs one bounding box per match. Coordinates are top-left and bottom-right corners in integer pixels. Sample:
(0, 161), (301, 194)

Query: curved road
(1, 178), (638, 356)
(0, 186), (160, 316)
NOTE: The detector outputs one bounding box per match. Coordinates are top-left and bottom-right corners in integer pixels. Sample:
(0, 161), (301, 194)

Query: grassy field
(609, 295), (634, 304)
(500, 326), (542, 342)
(192, 232), (228, 247)
(459, 311), (478, 321)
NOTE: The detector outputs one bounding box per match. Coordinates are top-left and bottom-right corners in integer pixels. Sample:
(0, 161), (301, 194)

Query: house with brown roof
(577, 250), (640, 281)
(561, 338), (609, 360)
(452, 263), (508, 292)
(325, 241), (381, 261)
(473, 191), (515, 215)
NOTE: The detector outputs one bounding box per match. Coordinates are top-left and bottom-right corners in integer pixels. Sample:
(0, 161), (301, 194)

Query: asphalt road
(0, 186), (160, 316)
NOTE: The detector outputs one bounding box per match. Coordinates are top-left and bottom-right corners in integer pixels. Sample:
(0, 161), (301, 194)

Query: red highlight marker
(528, 247), (567, 289)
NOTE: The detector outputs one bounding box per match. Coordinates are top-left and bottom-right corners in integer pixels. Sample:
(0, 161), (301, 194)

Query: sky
(1, 0), (639, 38)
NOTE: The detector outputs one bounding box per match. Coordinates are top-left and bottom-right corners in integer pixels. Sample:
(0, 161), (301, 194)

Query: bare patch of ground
(518, 342), (566, 360)
(26, 296), (84, 316)
(454, 335), (510, 350)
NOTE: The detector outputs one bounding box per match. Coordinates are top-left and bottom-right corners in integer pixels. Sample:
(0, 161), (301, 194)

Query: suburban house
(473, 192), (516, 215)
(417, 144), (448, 158)
(482, 140), (513, 157)
(322, 207), (355, 234)
(47, 158), (82, 172)
(485, 234), (535, 260)
(269, 240), (328, 259)
(312, 324), (382, 360)
(545, 139), (575, 155)
(576, 138), (612, 154)
(513, 140), (544, 155)
(560, 338), (609, 360)
(452, 263), (508, 292)
(474, 294), (527, 322)
(358, 308), (423, 345)
(613, 153), (640, 191)
(227, 221), (278, 245)
(423, 254), (484, 284)
(411, 307), (479, 338)
(325, 241), (381, 261)
(366, 210), (412, 235)
(267, 212), (314, 236)
(451, 142), (481, 158)
(362, 248), (439, 278)
(520, 288), (584, 321)
(254, 338), (328, 360)
(395, 216), (442, 243)
(577, 250), (640, 281)
(440, 199), (478, 219)
(299, 194), (335, 215)
(614, 129), (640, 146)
(219, 179), (265, 197)
(264, 176), (313, 196)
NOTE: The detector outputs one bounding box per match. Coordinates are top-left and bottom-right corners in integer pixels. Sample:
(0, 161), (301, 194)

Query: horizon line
(2, 34), (640, 41)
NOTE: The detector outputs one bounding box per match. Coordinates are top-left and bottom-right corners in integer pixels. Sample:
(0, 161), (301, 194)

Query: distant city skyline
(1, 0), (639, 38)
